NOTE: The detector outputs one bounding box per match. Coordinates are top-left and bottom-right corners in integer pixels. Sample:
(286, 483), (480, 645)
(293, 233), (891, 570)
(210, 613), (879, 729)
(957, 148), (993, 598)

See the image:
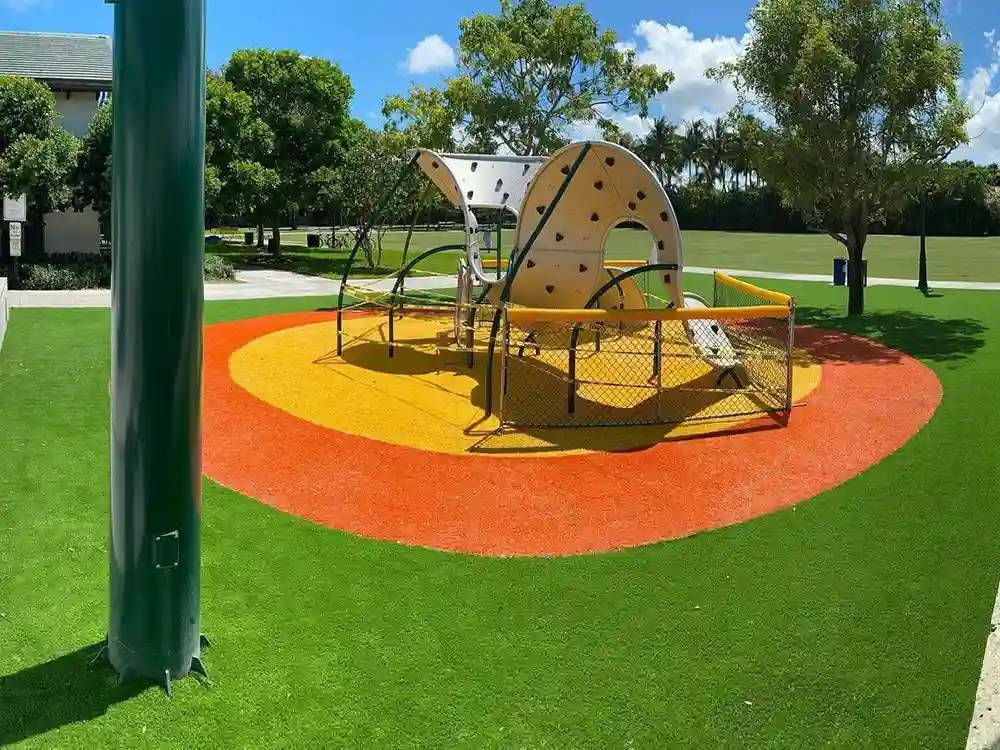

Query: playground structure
(335, 140), (797, 433)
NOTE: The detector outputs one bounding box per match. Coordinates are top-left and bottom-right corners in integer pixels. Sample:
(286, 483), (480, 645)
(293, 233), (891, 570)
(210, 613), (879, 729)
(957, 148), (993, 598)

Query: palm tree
(681, 119), (707, 183)
(640, 118), (683, 187)
(726, 128), (749, 189)
(703, 118), (732, 190)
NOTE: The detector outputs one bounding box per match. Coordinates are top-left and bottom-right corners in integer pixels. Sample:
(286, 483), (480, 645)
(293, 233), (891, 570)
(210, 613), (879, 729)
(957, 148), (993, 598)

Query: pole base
(91, 634), (212, 696)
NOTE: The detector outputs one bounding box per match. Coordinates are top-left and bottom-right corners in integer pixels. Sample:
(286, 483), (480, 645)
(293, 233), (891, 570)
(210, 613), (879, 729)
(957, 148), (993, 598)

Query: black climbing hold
(431, 161), (439, 168)
(502, 193), (510, 201)
(523, 164), (531, 174)
(637, 190), (646, 200)
(555, 233), (564, 242)
(711, 324), (720, 334)
(471, 161), (478, 171)
(467, 190), (474, 199)
(526, 259), (536, 268)
(545, 285), (555, 293)
(628, 201), (637, 211)
(561, 164), (570, 175)
(711, 347), (719, 354)
(594, 180), (603, 190)
(664, 274), (671, 284)
(536, 205), (545, 215)
(660, 211), (669, 222)
(605, 156), (615, 166)
(495, 179), (503, 189)
(579, 264), (588, 273)
(590, 212), (599, 222)
(657, 240), (664, 250)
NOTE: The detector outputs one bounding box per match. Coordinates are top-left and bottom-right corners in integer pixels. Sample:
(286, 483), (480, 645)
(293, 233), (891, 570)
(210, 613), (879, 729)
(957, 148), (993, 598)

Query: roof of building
(0, 31), (112, 90)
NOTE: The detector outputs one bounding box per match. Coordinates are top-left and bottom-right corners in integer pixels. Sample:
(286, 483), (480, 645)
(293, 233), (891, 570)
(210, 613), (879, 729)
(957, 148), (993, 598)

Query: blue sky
(3, 0), (1000, 161)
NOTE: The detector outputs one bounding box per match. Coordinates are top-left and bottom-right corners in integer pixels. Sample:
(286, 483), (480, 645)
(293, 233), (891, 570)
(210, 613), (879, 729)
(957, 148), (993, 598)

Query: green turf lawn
(217, 228), (1000, 283)
(1, 281), (999, 748)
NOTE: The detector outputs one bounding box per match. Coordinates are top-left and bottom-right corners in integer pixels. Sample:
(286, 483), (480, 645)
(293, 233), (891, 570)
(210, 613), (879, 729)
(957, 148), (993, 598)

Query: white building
(0, 31), (112, 255)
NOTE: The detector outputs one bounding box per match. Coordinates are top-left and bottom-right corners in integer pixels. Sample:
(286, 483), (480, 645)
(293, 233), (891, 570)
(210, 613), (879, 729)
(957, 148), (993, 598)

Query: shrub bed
(1, 249), (237, 290)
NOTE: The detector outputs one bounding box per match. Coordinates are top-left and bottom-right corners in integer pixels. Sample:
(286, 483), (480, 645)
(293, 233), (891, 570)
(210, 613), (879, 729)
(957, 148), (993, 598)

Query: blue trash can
(832, 257), (847, 286)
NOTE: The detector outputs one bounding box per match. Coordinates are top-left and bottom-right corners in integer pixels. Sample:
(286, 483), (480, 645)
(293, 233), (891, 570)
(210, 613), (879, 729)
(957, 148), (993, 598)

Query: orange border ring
(203, 311), (942, 557)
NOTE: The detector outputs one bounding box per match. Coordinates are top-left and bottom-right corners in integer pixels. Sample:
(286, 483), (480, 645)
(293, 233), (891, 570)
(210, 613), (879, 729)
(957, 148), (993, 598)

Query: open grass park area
(213, 227), (1000, 284)
(2, 267), (999, 748)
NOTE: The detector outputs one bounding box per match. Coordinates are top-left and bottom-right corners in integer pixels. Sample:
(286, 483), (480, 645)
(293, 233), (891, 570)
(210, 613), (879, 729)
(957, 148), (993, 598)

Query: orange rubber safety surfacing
(203, 311), (943, 557)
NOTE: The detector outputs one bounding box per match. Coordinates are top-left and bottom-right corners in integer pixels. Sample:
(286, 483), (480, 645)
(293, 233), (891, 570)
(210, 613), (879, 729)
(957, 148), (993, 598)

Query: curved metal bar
(337, 152), (420, 355)
(397, 181), (436, 317)
(385, 243), (465, 356)
(566, 262), (679, 415)
(400, 181), (435, 269)
(465, 283), (493, 368)
(483, 142), (593, 418)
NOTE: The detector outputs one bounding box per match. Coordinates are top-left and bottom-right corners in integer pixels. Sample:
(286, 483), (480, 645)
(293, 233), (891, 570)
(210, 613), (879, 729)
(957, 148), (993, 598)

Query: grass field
(1, 278), (998, 748)
(214, 228), (1000, 283)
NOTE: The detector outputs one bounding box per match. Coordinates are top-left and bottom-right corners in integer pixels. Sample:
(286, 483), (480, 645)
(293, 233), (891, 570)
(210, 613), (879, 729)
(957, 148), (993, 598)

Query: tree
(384, 0), (673, 156)
(715, 0), (970, 314)
(204, 71), (277, 236)
(382, 85), (463, 152)
(640, 118), (682, 186)
(334, 121), (414, 267)
(74, 101), (113, 232)
(681, 119), (707, 183)
(0, 75), (80, 256)
(223, 49), (353, 253)
(702, 118), (733, 190)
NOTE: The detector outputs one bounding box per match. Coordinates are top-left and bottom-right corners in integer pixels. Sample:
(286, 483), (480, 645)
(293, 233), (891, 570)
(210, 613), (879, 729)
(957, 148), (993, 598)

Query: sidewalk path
(966, 581), (1000, 749)
(6, 265), (1000, 308)
(6, 269), (342, 308)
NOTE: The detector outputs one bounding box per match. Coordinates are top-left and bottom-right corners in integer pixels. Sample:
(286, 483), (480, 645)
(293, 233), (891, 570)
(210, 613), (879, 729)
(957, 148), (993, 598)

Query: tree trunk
(846, 242), (865, 315)
(270, 219), (282, 257)
(845, 207), (868, 316)
(256, 222), (264, 248)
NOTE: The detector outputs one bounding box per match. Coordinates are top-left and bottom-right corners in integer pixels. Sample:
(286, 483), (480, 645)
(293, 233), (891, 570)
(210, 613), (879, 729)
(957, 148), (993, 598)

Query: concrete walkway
(685, 265), (1000, 291)
(967, 581), (1000, 749)
(5, 265), (1000, 308)
(5, 269), (341, 308)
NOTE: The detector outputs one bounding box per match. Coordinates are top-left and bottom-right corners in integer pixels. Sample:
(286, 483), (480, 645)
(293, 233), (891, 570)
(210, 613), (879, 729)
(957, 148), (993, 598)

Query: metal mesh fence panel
(500, 297), (794, 429)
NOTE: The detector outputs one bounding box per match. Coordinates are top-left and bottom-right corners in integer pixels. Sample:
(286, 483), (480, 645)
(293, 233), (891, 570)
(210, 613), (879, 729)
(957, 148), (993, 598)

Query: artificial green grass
(1, 283), (998, 748)
(219, 228), (1000, 283)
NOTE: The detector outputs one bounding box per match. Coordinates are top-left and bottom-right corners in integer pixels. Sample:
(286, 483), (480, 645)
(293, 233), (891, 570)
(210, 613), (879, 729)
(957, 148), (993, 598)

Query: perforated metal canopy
(408, 149), (547, 213)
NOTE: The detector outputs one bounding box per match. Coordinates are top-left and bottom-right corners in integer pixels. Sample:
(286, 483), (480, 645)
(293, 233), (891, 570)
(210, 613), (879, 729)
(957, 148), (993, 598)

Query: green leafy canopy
(0, 75), (80, 215)
(384, 0), (673, 156)
(712, 0), (970, 236)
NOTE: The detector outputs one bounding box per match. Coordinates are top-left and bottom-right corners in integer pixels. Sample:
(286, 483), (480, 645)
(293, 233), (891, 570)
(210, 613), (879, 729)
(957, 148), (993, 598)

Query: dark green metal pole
(917, 188), (930, 293)
(102, 0), (208, 695)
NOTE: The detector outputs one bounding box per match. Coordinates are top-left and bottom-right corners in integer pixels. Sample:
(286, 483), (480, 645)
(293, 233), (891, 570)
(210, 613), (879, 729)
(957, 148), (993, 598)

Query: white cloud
(628, 20), (750, 125)
(952, 31), (1000, 164)
(593, 20), (1000, 165)
(403, 34), (456, 75)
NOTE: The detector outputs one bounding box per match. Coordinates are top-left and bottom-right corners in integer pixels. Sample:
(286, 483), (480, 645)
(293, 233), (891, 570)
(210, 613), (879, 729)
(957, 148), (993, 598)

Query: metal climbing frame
(497, 274), (797, 430)
(335, 149), (547, 358)
(482, 142), (594, 416)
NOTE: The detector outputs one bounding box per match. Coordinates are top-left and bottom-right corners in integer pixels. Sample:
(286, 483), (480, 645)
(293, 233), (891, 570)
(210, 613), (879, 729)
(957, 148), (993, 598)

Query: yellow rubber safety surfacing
(229, 314), (823, 456)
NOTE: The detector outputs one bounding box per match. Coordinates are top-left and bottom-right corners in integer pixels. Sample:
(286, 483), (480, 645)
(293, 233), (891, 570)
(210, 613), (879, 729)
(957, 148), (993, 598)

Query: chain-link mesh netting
(499, 276), (793, 429)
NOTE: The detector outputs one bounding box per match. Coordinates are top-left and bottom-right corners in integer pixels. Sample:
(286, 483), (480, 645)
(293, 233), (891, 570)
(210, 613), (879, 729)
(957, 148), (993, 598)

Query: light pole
(917, 186), (931, 294)
(97, 0), (209, 696)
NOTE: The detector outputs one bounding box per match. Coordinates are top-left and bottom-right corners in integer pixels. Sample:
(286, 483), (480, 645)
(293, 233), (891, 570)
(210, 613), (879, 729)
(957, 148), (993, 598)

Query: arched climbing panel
(508, 141), (684, 310)
(408, 149), (548, 286)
